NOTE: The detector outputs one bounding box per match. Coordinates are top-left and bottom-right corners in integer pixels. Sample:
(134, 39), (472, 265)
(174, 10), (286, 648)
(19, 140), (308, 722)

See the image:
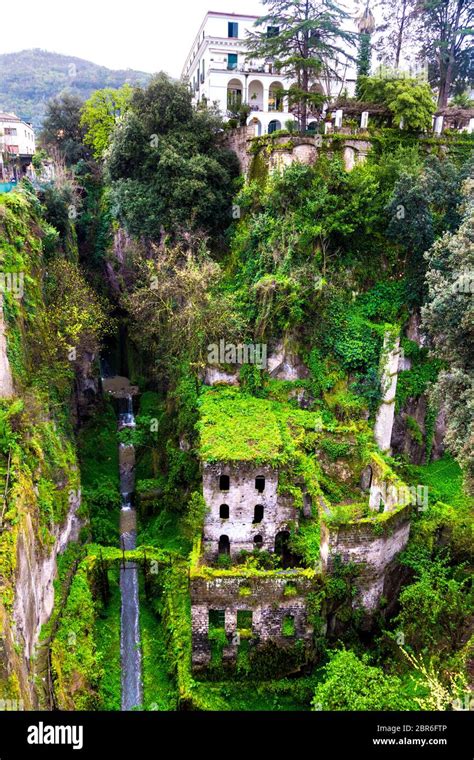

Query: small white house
(0, 112), (36, 180)
(182, 11), (356, 135)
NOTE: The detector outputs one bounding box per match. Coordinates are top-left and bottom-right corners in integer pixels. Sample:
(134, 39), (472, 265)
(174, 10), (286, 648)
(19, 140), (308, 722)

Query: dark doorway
(360, 465), (373, 491)
(253, 504), (264, 524)
(254, 534), (263, 548)
(275, 530), (293, 568)
(218, 535), (230, 555)
(219, 474), (230, 491)
(255, 476), (265, 493)
(219, 504), (229, 519)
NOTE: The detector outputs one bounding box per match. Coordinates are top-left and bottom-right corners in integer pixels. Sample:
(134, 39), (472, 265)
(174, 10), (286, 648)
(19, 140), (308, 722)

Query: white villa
(182, 10), (356, 135)
(0, 113), (36, 181)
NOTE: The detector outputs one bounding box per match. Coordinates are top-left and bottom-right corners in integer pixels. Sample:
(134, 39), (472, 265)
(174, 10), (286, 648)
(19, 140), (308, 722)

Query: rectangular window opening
(237, 610), (253, 630)
(209, 609), (226, 630)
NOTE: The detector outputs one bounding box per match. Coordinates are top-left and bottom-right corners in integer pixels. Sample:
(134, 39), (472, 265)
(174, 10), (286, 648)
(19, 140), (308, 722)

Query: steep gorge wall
(0, 190), (84, 706)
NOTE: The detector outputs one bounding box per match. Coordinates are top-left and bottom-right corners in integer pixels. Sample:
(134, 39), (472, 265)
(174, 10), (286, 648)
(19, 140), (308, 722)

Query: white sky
(0, 0), (362, 76)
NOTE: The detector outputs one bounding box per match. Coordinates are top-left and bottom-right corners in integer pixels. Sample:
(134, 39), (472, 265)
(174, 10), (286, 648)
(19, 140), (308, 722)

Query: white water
(118, 396), (143, 711)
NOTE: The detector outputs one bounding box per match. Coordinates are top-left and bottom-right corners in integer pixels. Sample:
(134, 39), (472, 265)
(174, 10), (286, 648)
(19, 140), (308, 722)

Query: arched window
(219, 504), (229, 519)
(218, 535), (230, 555)
(254, 534), (263, 548)
(219, 474), (230, 491)
(269, 81), (284, 112)
(255, 476), (265, 493)
(268, 119), (282, 134)
(253, 504), (264, 524)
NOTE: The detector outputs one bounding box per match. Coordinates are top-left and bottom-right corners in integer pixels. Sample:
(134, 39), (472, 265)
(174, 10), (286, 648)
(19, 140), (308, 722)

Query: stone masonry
(191, 573), (315, 670)
(202, 462), (297, 562)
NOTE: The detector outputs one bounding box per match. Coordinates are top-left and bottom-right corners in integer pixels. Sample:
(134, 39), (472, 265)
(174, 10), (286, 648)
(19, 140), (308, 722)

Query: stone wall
(190, 572), (315, 670)
(202, 462), (297, 561)
(220, 125), (257, 175)
(320, 505), (411, 611)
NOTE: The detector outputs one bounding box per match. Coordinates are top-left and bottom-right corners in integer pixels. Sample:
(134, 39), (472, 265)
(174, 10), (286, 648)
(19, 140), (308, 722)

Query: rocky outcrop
(0, 304), (14, 398)
(73, 350), (100, 424)
(374, 332), (401, 452)
(13, 496), (81, 663)
(267, 339), (309, 381)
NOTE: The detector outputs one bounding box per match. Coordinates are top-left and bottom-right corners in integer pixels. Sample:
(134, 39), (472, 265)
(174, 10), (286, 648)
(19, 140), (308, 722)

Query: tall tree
(421, 179), (474, 492)
(40, 92), (90, 165)
(373, 0), (417, 69)
(246, 0), (356, 131)
(105, 74), (240, 243)
(355, 3), (376, 97)
(80, 85), (133, 160)
(414, 0), (474, 107)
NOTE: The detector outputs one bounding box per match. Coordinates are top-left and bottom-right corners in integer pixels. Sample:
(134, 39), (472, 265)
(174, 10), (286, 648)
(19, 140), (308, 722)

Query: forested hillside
(0, 49), (150, 128)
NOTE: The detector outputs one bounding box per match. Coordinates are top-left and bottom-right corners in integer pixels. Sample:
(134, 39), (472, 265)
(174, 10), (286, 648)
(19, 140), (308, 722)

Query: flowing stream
(118, 394), (143, 711)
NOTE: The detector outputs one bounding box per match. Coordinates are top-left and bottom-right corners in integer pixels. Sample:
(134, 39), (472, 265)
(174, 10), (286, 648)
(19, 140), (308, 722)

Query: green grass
(78, 399), (119, 490)
(139, 580), (178, 711)
(409, 455), (466, 507)
(78, 399), (120, 545)
(198, 387), (285, 464)
(94, 568), (121, 711)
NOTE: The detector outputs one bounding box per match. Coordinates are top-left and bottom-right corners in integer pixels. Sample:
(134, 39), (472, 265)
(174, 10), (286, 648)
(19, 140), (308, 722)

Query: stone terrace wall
(320, 505), (411, 612)
(220, 125), (256, 175)
(191, 572), (315, 670)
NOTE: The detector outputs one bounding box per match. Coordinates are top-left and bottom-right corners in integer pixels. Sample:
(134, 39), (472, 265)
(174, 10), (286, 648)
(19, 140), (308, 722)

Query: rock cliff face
(374, 332), (401, 452)
(13, 497), (81, 664)
(0, 194), (84, 707)
(0, 307), (13, 399)
(390, 314), (446, 464)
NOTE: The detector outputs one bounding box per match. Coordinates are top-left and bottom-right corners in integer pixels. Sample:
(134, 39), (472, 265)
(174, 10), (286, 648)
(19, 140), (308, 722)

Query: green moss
(282, 615), (296, 637)
(51, 564), (101, 710)
(406, 415), (423, 446)
(94, 568), (121, 711)
(139, 582), (178, 711)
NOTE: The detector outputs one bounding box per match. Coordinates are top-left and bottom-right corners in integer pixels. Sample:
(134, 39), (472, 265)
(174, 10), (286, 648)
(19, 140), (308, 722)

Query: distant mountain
(0, 49), (152, 130)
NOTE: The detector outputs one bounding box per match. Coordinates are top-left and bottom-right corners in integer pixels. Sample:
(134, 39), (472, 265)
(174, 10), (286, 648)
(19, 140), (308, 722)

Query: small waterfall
(118, 396), (143, 711)
(119, 394), (136, 430)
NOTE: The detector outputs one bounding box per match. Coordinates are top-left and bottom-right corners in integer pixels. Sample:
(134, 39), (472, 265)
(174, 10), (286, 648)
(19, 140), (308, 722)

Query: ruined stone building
(190, 387), (411, 673)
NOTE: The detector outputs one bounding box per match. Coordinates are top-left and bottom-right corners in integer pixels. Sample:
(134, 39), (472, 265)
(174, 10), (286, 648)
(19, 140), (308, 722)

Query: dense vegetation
(0, 6), (472, 713)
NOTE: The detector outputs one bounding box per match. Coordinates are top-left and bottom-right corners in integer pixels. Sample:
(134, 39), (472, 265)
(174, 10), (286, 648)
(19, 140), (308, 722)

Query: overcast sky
(1, 0), (361, 76)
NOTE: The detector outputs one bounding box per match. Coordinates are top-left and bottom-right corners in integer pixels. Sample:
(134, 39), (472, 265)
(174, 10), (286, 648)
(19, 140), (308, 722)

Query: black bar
(0, 710), (471, 757)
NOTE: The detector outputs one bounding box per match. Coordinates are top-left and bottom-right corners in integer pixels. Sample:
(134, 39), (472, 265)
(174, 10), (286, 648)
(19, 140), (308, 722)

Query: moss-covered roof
(197, 386), (325, 465)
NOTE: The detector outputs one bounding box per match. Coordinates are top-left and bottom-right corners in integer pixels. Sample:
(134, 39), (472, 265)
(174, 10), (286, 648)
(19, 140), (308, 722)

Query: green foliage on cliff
(51, 564), (101, 710)
(78, 400), (120, 546)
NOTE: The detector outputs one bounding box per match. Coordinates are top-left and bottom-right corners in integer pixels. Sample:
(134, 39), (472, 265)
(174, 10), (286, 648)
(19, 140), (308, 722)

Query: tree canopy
(246, 0), (356, 129)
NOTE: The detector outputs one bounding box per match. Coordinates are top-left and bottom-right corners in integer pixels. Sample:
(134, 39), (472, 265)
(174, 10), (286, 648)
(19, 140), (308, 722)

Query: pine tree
(245, 0), (356, 131)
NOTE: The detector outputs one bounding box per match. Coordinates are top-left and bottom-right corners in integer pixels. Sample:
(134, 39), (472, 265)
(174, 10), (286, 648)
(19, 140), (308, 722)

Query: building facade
(0, 113), (36, 181)
(202, 462), (298, 562)
(182, 11), (356, 135)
